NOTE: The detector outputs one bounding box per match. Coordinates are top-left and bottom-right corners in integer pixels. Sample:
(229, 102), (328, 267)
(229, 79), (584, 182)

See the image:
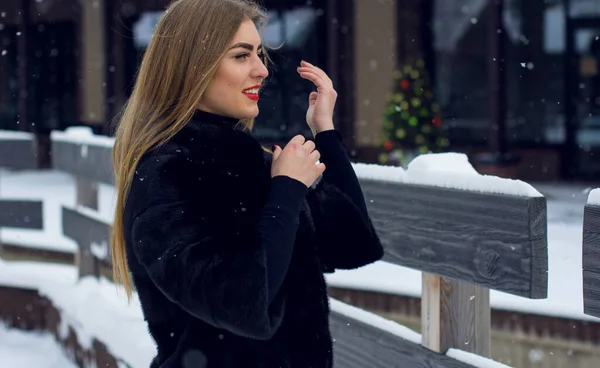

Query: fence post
(421, 272), (491, 357)
(74, 177), (99, 278)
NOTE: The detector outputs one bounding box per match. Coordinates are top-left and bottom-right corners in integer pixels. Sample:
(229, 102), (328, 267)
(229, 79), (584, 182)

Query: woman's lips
(242, 92), (259, 101)
(242, 87), (259, 101)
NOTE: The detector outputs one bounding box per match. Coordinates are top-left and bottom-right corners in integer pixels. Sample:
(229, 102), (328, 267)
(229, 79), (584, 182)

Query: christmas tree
(379, 59), (448, 167)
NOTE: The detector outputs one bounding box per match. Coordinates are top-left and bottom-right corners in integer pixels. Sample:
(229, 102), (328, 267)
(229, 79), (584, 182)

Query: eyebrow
(228, 42), (263, 51)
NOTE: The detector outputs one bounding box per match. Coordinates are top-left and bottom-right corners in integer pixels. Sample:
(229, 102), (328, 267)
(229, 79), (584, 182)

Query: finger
(316, 162), (326, 174)
(308, 92), (318, 106)
(288, 134), (306, 147)
(309, 149), (321, 162)
(298, 66), (329, 82)
(272, 145), (282, 161)
(303, 140), (316, 153)
(298, 71), (328, 91)
(300, 61), (333, 87)
(298, 68), (336, 97)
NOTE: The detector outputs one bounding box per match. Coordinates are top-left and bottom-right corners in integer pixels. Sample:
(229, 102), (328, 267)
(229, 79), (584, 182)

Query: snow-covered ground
(0, 323), (77, 368)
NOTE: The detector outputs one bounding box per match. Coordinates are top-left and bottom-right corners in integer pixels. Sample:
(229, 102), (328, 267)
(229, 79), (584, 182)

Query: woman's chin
(240, 106), (260, 120)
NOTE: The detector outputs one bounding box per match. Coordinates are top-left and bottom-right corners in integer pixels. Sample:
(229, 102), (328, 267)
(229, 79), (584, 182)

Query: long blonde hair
(111, 0), (269, 299)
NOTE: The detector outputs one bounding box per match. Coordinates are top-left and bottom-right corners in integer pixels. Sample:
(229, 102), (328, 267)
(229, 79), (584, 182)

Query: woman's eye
(235, 53), (250, 60)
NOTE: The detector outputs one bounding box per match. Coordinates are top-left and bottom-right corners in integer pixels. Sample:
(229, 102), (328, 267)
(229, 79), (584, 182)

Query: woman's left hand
(297, 61), (337, 135)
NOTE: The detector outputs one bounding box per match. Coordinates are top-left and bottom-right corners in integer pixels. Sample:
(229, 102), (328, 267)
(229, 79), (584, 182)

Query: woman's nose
(252, 56), (269, 79)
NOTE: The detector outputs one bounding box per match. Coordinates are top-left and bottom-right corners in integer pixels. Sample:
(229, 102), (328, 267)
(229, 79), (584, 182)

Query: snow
(0, 170), (77, 253)
(0, 259), (155, 368)
(330, 298), (421, 344)
(90, 241), (109, 260)
(50, 126), (115, 148)
(329, 299), (511, 367)
(0, 129), (34, 140)
(0, 169), (116, 253)
(587, 188), (600, 206)
(352, 153), (542, 198)
(352, 162), (405, 182)
(0, 323), (78, 368)
(447, 348), (512, 368)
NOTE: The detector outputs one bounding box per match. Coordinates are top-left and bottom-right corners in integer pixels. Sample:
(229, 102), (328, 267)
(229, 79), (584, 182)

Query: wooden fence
(583, 196), (600, 319)
(2, 128), (595, 367)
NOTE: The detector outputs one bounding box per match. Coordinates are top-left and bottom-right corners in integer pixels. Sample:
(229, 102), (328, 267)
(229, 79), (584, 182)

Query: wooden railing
(0, 128), (573, 367)
(583, 193), (600, 319)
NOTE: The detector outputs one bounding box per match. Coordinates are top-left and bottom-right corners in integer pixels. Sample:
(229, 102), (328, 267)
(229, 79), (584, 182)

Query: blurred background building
(0, 0), (599, 181)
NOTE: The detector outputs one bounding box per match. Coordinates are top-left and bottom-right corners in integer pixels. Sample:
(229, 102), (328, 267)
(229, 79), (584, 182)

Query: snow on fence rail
(0, 127), (552, 367)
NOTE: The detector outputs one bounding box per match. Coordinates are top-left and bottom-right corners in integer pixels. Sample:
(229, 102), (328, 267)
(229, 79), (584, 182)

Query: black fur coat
(123, 111), (383, 367)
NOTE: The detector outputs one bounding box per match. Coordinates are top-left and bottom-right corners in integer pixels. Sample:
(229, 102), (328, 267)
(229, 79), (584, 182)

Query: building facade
(0, 0), (599, 180)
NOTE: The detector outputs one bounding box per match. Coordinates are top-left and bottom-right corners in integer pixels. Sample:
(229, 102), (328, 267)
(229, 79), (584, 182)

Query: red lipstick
(242, 85), (260, 101)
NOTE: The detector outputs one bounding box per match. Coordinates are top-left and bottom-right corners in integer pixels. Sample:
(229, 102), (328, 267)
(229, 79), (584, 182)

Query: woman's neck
(191, 109), (239, 126)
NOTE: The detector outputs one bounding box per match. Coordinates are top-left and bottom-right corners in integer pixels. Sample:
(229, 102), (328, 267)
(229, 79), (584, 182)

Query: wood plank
(51, 140), (114, 185)
(0, 138), (37, 170)
(360, 179), (548, 299)
(583, 204), (600, 271)
(421, 272), (442, 352)
(421, 273), (490, 356)
(583, 204), (600, 318)
(76, 177), (99, 210)
(583, 269), (600, 319)
(62, 206), (111, 278)
(329, 311), (474, 367)
(0, 243), (74, 265)
(0, 200), (43, 229)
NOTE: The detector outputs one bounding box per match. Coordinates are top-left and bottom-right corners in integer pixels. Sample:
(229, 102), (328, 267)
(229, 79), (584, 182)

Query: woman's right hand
(271, 135), (326, 188)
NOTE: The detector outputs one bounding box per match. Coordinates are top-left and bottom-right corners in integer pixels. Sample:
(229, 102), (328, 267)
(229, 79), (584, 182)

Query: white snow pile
(0, 323), (78, 368)
(0, 129), (34, 141)
(0, 259), (155, 368)
(329, 299), (512, 368)
(50, 126), (115, 148)
(352, 152), (542, 198)
(587, 188), (600, 206)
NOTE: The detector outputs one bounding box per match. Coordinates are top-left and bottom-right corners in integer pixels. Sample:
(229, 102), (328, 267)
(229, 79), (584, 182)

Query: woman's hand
(271, 135), (326, 188)
(297, 61), (337, 135)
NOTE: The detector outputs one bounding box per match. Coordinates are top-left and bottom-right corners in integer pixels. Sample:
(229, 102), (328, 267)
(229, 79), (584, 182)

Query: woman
(111, 0), (383, 366)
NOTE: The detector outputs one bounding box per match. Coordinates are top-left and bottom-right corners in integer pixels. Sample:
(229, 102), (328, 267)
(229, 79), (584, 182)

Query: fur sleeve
(127, 153), (284, 340)
(306, 180), (384, 273)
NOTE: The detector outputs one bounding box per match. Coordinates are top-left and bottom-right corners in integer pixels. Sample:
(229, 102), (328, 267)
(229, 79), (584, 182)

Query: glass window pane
(432, 0), (491, 146)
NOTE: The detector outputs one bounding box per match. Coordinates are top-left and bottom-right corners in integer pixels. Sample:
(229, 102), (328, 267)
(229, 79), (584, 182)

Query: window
(253, 6), (325, 142)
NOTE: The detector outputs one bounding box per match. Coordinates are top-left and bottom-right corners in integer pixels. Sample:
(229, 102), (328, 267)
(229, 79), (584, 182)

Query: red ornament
(400, 79), (410, 90)
(384, 139), (393, 151)
(432, 116), (442, 127)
